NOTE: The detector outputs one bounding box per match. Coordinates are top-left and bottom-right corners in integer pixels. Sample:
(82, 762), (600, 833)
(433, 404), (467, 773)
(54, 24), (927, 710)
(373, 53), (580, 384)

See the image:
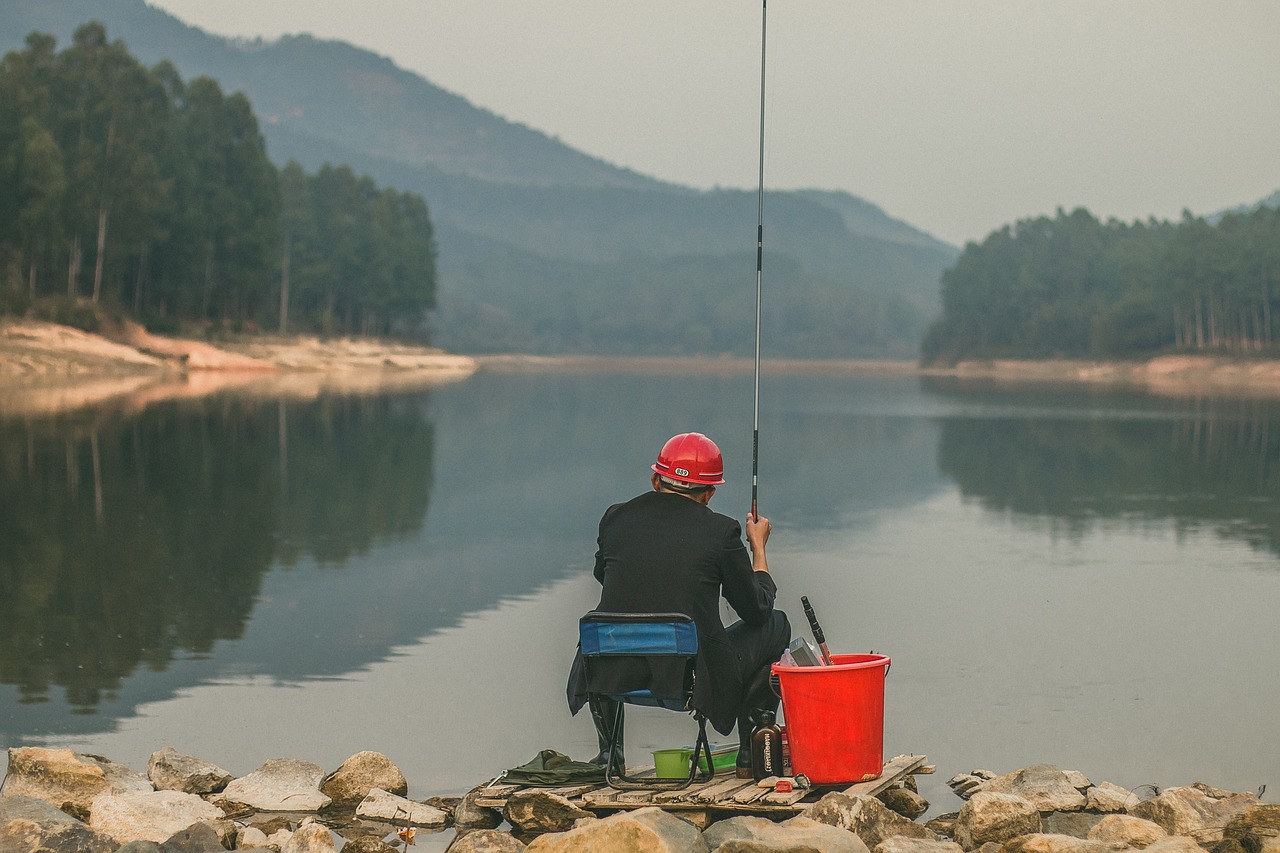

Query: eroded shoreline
(6, 320), (1280, 418)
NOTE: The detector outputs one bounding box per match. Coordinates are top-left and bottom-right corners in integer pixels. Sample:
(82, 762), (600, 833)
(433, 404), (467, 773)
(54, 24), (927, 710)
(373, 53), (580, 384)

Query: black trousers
(728, 609), (792, 744)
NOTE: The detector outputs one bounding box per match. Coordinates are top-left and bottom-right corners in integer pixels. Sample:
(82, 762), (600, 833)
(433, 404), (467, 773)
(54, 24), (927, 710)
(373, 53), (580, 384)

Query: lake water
(2, 365), (1277, 838)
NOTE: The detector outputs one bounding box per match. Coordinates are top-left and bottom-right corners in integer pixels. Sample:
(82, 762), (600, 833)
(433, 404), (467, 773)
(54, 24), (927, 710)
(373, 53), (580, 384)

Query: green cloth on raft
(499, 749), (606, 786)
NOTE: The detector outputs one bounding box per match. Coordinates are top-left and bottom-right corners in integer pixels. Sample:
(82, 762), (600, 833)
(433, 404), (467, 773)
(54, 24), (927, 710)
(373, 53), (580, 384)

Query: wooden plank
(840, 754), (929, 799)
(690, 777), (758, 804)
(544, 783), (604, 799)
(731, 784), (771, 805)
(759, 787), (813, 807)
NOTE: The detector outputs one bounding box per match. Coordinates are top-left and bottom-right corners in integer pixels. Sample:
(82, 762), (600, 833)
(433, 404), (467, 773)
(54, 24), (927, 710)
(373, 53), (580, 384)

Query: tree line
(0, 23), (437, 336)
(922, 204), (1280, 363)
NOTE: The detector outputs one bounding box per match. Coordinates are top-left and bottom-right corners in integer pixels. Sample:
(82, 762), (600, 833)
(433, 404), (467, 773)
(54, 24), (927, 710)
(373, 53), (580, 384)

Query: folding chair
(578, 610), (714, 790)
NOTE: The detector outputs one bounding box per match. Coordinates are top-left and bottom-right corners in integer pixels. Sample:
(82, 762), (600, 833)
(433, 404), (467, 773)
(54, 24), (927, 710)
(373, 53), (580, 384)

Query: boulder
(88, 790), (225, 844)
(118, 843), (163, 853)
(218, 759), (331, 813)
(803, 792), (935, 849)
(353, 788), (447, 828)
(454, 791), (504, 830)
(925, 814), (959, 841)
(701, 814), (869, 853)
(4, 748), (151, 820)
(880, 788), (931, 820)
(1002, 834), (1118, 853)
(1130, 786), (1259, 842)
(1041, 812), (1104, 839)
(955, 793), (1041, 850)
(447, 829), (528, 853)
(523, 807), (705, 852)
(280, 822), (336, 853)
(158, 822), (225, 853)
(0, 814), (119, 853)
(339, 836), (401, 853)
(981, 766), (1088, 813)
(1086, 814), (1167, 848)
(1142, 838), (1209, 853)
(875, 839), (965, 853)
(501, 790), (592, 836)
(319, 753), (407, 805)
(146, 749), (232, 796)
(236, 825), (270, 849)
(1086, 783), (1140, 814)
(1223, 804), (1280, 853)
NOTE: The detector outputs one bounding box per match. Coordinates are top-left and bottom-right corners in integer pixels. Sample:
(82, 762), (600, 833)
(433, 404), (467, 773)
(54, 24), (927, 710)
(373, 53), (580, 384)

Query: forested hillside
(922, 205), (1280, 363)
(0, 25), (437, 336)
(1, 0), (958, 357)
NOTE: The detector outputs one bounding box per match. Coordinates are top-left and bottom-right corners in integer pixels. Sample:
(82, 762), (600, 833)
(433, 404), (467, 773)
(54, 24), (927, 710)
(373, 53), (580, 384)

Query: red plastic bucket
(771, 653), (890, 784)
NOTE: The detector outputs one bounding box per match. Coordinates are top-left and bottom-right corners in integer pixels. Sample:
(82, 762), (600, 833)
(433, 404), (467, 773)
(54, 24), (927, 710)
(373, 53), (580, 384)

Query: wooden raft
(474, 753), (931, 827)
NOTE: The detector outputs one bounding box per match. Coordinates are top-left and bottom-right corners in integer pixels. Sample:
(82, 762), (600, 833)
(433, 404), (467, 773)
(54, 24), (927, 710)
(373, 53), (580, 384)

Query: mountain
(1209, 188), (1280, 223)
(3, 0), (960, 357)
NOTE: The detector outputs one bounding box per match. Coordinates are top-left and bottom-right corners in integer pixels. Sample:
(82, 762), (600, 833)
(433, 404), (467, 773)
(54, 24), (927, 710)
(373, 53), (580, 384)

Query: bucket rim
(772, 652), (890, 673)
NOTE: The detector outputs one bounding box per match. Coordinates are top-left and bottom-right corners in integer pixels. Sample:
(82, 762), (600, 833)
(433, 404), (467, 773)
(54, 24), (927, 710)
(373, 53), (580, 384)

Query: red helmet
(652, 432), (726, 486)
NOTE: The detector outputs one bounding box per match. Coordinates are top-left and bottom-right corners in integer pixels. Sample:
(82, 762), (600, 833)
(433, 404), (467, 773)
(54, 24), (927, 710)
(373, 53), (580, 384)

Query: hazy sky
(146, 0), (1278, 246)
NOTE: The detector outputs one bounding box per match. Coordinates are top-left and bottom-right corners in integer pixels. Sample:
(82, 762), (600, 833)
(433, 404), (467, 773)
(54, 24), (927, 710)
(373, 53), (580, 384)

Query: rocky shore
(0, 320), (477, 416)
(3, 747), (1276, 853)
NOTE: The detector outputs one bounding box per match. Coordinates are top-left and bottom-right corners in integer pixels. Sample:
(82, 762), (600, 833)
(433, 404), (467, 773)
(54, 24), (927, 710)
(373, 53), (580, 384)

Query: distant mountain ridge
(3, 0), (960, 356)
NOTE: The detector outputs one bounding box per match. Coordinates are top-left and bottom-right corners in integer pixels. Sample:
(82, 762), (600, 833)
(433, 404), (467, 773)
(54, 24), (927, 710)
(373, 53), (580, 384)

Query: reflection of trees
(935, 395), (1280, 556)
(0, 394), (434, 710)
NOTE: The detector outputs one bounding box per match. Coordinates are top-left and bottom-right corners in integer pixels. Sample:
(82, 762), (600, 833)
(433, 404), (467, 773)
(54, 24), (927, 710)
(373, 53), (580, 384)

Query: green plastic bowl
(652, 744), (739, 778)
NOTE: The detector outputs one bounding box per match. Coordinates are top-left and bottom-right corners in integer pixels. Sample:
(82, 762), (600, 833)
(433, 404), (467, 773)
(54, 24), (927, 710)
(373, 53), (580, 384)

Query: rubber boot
(588, 696), (624, 773)
(736, 710), (756, 778)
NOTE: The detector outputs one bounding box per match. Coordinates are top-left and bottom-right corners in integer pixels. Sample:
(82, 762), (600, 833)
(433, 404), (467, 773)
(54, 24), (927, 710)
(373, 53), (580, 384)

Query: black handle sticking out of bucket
(801, 596), (834, 665)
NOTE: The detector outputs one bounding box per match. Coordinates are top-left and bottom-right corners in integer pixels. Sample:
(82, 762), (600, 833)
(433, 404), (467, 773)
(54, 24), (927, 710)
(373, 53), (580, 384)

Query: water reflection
(0, 394), (434, 720)
(927, 380), (1280, 557)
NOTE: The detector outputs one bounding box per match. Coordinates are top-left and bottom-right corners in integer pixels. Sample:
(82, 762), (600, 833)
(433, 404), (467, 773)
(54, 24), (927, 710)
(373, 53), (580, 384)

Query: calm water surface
(2, 368), (1277, 834)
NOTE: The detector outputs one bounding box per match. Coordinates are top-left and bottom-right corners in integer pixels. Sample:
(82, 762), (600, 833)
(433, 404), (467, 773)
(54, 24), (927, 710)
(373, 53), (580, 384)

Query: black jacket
(566, 490), (777, 734)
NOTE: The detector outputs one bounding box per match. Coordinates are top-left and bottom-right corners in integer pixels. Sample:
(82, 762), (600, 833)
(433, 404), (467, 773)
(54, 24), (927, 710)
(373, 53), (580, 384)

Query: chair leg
(604, 709), (715, 791)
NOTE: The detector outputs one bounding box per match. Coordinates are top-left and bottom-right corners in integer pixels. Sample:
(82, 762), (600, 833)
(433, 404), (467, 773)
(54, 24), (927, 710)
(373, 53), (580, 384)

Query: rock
(1261, 840), (1280, 853)
(1041, 812), (1104, 839)
(454, 791), (504, 830)
(955, 792), (1041, 850)
(1224, 804), (1280, 853)
(1130, 786), (1260, 842)
(236, 825), (270, 849)
(147, 749), (233, 796)
(158, 822), (225, 853)
(447, 829), (528, 853)
(522, 807), (705, 852)
(880, 788), (930, 820)
(803, 792), (935, 849)
(1002, 834), (1117, 853)
(1213, 840), (1251, 853)
(1086, 783), (1140, 814)
(925, 814), (959, 841)
(4, 748), (152, 820)
(949, 772), (999, 801)
(118, 842), (164, 853)
(501, 791), (592, 836)
(0, 815), (120, 853)
(319, 753), (407, 805)
(982, 766), (1088, 813)
(875, 838), (965, 853)
(280, 822), (336, 853)
(354, 789), (447, 828)
(0, 794), (91, 826)
(1087, 814), (1167, 848)
(266, 828), (294, 849)
(338, 835), (400, 853)
(218, 760), (331, 813)
(1142, 838), (1209, 853)
(701, 814), (870, 853)
(88, 790), (225, 844)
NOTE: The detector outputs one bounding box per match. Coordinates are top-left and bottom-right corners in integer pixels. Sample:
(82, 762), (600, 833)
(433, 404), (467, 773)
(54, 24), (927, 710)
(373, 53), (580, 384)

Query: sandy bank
(0, 319), (477, 417)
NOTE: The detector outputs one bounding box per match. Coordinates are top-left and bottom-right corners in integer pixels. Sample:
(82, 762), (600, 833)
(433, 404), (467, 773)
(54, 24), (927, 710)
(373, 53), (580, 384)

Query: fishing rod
(751, 0), (767, 522)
